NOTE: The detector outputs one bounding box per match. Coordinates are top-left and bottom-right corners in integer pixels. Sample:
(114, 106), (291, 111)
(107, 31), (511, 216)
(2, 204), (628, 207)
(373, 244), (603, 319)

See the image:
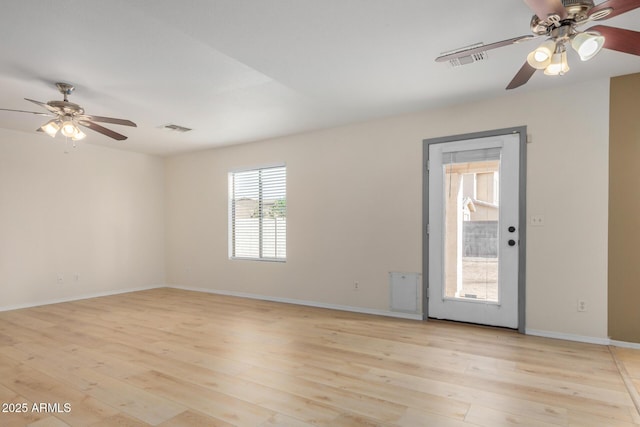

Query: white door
(427, 132), (521, 328)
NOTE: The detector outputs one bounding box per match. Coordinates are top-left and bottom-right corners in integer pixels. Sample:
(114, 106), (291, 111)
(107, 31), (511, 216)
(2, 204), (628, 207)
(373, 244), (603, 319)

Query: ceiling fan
(435, 0), (640, 89)
(0, 82), (136, 141)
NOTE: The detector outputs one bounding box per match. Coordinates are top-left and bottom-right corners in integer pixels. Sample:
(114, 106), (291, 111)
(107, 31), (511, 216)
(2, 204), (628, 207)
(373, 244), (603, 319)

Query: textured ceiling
(1, 1), (639, 155)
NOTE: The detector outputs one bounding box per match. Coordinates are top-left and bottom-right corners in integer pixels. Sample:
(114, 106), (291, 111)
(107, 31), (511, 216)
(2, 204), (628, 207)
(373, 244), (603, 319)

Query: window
(229, 165), (286, 261)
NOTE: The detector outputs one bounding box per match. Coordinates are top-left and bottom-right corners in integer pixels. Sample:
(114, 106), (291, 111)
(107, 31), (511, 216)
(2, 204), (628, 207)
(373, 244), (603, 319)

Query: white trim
(230, 256), (286, 263)
(6, 285), (640, 349)
(526, 328), (610, 346)
(610, 340), (640, 350)
(228, 162), (286, 174)
(0, 285), (164, 312)
(169, 285), (424, 320)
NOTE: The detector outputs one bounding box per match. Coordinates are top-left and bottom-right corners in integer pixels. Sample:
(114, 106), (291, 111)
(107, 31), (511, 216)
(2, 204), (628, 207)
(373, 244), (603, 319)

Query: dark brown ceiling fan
(0, 82), (136, 140)
(436, 0), (640, 89)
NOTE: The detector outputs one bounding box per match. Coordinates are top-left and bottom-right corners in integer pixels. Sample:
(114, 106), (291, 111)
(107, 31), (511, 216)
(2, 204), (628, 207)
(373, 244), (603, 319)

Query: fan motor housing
(563, 0), (594, 21)
(562, 0), (594, 8)
(530, 0), (597, 34)
(47, 100), (84, 116)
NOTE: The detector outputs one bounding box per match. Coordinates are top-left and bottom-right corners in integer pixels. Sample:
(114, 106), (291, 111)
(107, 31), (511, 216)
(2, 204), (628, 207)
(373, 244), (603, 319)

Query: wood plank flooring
(0, 288), (638, 426)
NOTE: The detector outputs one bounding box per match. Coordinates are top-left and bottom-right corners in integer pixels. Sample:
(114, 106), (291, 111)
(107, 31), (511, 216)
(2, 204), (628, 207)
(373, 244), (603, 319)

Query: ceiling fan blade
(523, 0), (568, 20)
(24, 98), (60, 114)
(435, 35), (536, 62)
(78, 115), (137, 127)
(589, 25), (640, 56)
(506, 62), (537, 90)
(589, 0), (640, 20)
(78, 120), (128, 141)
(0, 108), (51, 116)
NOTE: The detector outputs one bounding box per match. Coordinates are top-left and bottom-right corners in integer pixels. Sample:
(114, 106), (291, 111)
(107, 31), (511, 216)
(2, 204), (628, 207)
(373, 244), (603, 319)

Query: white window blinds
(441, 147), (501, 165)
(229, 166), (286, 261)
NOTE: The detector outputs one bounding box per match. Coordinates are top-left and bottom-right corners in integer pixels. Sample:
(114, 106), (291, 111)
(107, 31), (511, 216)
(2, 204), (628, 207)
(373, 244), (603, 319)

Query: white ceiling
(1, 1), (639, 156)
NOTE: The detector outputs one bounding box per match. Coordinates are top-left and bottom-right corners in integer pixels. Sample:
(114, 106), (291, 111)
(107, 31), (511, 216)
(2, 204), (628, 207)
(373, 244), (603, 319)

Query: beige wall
(165, 78), (611, 339)
(0, 78), (611, 340)
(0, 129), (165, 309)
(609, 73), (640, 343)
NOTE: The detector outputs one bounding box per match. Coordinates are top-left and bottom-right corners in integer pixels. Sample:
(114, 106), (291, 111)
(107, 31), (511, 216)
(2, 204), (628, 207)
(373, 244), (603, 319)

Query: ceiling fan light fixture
(60, 118), (79, 138)
(571, 32), (605, 61)
(72, 128), (86, 141)
(544, 50), (570, 76)
(526, 39), (556, 69)
(40, 119), (60, 138)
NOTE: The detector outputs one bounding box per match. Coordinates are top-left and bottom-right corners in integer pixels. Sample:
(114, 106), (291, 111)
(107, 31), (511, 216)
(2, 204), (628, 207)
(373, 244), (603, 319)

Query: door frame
(422, 126), (527, 333)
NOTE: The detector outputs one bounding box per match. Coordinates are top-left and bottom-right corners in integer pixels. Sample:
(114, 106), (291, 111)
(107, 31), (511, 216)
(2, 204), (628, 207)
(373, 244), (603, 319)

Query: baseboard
(168, 285), (424, 320)
(0, 284), (164, 312)
(526, 329), (640, 348)
(526, 328), (611, 346)
(610, 340), (640, 350)
(6, 285), (638, 349)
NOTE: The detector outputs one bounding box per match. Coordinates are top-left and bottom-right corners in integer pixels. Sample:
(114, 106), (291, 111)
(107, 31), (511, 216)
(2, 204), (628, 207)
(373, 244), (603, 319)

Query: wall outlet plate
(577, 299), (587, 312)
(530, 215), (545, 226)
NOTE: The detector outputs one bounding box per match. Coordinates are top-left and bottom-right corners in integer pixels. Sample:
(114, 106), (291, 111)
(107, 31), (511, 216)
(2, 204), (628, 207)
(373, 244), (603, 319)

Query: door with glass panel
(426, 130), (524, 329)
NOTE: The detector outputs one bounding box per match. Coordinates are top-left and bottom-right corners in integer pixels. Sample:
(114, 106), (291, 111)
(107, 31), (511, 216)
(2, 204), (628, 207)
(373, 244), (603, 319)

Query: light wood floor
(0, 288), (639, 427)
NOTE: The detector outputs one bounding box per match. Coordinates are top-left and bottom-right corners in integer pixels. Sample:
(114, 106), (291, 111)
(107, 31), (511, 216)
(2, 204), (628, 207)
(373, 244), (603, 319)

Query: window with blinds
(228, 165), (286, 261)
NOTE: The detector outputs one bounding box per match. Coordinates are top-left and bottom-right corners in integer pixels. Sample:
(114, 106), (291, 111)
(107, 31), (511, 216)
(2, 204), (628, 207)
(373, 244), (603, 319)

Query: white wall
(0, 129), (165, 309)
(165, 78), (610, 340)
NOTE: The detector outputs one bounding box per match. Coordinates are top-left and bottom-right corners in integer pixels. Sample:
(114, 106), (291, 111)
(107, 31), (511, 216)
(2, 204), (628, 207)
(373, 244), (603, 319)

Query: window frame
(228, 164), (287, 262)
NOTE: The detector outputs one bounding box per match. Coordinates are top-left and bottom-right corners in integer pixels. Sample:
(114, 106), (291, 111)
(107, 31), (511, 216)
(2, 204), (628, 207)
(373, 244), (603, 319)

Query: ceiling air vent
(442, 43), (488, 67)
(163, 124), (192, 133)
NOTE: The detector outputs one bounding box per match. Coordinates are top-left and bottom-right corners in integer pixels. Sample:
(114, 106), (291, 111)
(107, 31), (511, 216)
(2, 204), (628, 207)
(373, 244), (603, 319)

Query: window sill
(230, 257), (286, 263)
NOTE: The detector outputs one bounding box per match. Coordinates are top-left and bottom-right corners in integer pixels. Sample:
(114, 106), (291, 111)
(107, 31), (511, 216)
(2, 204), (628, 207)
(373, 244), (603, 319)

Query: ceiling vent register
(442, 43), (489, 67)
(163, 124), (192, 133)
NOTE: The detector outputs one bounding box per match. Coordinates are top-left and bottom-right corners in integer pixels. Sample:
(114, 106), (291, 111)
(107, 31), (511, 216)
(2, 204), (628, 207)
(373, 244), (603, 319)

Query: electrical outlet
(530, 215), (545, 226)
(57, 274), (64, 284)
(354, 281), (359, 291)
(577, 299), (587, 312)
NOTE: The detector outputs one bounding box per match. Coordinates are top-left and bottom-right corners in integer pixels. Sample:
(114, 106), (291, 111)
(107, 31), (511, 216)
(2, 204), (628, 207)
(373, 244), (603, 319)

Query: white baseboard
(526, 328), (611, 346)
(610, 340), (640, 350)
(168, 285), (424, 320)
(0, 284), (164, 312)
(527, 329), (640, 348)
(4, 285), (640, 349)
